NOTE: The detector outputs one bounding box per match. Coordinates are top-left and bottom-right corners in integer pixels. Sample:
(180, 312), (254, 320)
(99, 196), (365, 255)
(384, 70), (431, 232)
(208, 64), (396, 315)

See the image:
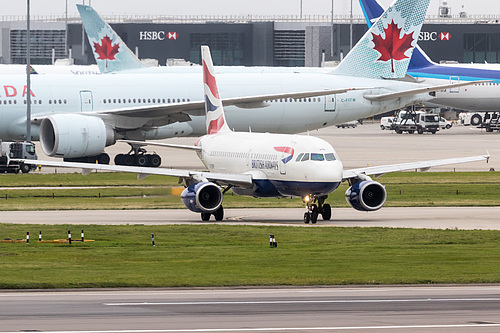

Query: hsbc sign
(139, 31), (179, 41)
(419, 31), (452, 41)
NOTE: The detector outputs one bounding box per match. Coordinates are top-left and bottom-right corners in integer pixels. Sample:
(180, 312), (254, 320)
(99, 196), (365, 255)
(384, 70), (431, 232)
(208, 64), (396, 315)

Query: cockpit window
(301, 153), (310, 161)
(311, 153), (325, 161)
(295, 153), (304, 162)
(325, 153), (336, 161)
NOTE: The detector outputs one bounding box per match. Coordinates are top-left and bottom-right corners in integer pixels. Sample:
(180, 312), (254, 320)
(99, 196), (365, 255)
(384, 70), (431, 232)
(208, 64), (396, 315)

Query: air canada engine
(181, 182), (223, 213)
(345, 180), (387, 212)
(39, 114), (116, 158)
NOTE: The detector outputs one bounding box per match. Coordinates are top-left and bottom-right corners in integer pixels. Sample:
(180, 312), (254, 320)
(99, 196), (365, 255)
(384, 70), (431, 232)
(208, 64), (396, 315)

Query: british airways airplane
(20, 46), (489, 222)
(0, 0), (478, 168)
(360, 0), (500, 112)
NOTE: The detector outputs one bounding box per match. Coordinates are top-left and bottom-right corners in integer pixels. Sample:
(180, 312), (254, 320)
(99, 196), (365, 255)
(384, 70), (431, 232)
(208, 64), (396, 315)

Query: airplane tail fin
(201, 46), (231, 135)
(334, 0), (430, 79)
(358, 0), (435, 70)
(77, 4), (147, 73)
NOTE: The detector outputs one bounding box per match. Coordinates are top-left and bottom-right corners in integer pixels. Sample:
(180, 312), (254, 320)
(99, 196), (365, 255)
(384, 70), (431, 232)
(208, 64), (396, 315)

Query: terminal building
(2, 2), (500, 68)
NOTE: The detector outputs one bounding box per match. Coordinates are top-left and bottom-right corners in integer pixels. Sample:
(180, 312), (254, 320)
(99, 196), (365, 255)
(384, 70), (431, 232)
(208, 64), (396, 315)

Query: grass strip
(0, 224), (499, 289)
(0, 172), (499, 210)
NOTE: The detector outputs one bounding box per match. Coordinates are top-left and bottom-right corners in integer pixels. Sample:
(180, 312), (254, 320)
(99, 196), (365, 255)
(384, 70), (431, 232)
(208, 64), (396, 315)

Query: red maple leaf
(93, 36), (120, 67)
(372, 20), (414, 73)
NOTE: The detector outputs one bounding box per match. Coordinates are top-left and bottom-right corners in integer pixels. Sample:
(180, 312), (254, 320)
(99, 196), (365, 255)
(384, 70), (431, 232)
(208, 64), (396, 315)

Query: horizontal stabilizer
(363, 80), (492, 102)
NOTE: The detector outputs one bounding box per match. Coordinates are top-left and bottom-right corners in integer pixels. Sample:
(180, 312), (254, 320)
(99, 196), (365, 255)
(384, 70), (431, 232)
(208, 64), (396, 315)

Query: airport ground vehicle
(393, 110), (440, 134)
(439, 117), (453, 129)
(380, 116), (395, 130)
(460, 111), (500, 131)
(336, 121), (358, 128)
(0, 141), (37, 173)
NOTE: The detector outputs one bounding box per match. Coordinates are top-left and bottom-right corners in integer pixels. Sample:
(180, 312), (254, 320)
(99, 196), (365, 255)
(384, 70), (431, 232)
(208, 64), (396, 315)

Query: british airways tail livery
(201, 46), (231, 135)
(334, 0), (430, 79)
(77, 4), (146, 73)
(20, 46), (489, 222)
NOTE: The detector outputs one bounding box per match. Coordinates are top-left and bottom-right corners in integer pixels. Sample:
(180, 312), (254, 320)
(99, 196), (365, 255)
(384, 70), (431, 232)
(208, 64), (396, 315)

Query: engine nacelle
(181, 182), (223, 213)
(40, 114), (115, 158)
(345, 180), (387, 212)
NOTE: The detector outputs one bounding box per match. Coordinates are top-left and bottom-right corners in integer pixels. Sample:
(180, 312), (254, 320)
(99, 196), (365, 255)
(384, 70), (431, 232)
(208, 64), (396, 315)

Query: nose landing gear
(303, 195), (332, 224)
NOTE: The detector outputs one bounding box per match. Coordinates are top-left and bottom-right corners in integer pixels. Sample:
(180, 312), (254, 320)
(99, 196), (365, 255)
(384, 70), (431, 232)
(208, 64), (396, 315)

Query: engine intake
(345, 180), (386, 212)
(181, 182), (223, 213)
(40, 114), (115, 158)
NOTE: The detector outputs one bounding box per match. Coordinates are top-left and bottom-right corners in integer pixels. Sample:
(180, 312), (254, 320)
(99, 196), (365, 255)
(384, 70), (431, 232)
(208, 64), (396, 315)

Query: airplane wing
(118, 139), (202, 151)
(342, 154), (490, 180)
(19, 160), (253, 188)
(363, 80), (492, 101)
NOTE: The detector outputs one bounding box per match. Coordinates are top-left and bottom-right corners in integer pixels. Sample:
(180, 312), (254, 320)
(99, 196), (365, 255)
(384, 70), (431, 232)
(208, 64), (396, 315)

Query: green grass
(1, 224), (499, 289)
(0, 171), (499, 210)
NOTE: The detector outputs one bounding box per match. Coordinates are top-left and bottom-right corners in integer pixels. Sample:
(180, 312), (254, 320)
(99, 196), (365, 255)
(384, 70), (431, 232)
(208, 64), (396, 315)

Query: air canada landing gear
(114, 146), (162, 167)
(303, 195), (331, 224)
(200, 206), (224, 222)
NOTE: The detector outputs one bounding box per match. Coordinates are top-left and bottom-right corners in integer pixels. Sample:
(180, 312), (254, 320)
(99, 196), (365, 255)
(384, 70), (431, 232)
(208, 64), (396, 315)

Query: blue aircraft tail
(359, 0), (434, 70)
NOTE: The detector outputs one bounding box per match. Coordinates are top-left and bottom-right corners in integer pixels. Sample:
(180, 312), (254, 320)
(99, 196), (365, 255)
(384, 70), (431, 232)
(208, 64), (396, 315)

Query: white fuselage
(0, 71), (428, 142)
(196, 131), (343, 198)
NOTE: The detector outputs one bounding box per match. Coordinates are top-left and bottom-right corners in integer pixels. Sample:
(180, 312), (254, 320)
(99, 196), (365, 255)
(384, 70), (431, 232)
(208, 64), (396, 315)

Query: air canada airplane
(0, 0), (480, 168)
(20, 46), (490, 222)
(360, 0), (500, 111)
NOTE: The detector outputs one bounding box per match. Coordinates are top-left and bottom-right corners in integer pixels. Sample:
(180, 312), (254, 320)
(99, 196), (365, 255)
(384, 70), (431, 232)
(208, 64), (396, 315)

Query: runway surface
(1, 207), (499, 230)
(1, 286), (500, 332)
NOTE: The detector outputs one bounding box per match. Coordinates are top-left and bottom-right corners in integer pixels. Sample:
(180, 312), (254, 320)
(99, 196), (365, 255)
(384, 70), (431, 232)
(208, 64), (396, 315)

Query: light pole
(26, 0), (32, 143)
(331, 0), (334, 58)
(350, 0), (353, 51)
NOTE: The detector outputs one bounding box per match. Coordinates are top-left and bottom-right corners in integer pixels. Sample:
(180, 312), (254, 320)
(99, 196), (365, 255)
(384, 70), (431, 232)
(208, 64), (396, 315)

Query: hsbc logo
(419, 31), (452, 42)
(439, 32), (451, 41)
(139, 31), (179, 41)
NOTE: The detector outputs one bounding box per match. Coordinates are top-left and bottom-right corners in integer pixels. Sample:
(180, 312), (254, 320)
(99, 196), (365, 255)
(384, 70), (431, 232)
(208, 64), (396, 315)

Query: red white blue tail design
(201, 46), (231, 135)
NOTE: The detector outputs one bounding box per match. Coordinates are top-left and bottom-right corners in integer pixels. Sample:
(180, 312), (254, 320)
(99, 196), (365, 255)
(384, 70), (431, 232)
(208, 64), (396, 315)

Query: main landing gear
(114, 146), (162, 167)
(201, 206), (224, 222)
(303, 195), (331, 224)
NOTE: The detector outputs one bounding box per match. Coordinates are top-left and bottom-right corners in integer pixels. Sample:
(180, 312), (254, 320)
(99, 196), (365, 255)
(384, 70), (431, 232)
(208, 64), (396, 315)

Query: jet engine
(180, 182), (223, 213)
(345, 180), (387, 212)
(40, 114), (115, 158)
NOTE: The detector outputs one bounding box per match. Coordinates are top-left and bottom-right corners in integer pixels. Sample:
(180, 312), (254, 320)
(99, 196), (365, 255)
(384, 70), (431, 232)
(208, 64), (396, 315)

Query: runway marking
(104, 297), (500, 306)
(5, 323), (500, 332)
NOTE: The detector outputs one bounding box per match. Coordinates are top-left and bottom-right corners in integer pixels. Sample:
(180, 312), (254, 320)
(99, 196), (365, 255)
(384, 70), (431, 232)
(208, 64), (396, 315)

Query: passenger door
(80, 90), (93, 111)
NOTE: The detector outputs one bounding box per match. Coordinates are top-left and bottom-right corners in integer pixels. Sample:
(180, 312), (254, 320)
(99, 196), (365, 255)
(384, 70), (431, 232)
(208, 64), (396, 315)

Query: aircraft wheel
(98, 153), (110, 165)
(123, 155), (135, 166)
(303, 212), (311, 224)
(322, 204), (332, 221)
(213, 206), (224, 221)
(20, 163), (31, 174)
(471, 114), (482, 126)
(201, 212), (211, 221)
(149, 154), (161, 167)
(136, 155), (149, 167)
(114, 154), (124, 165)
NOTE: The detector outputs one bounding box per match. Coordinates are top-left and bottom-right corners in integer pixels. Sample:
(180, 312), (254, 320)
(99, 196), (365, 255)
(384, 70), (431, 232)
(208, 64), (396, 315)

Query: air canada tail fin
(334, 0), (430, 79)
(201, 46), (231, 135)
(359, 0), (435, 70)
(77, 4), (147, 73)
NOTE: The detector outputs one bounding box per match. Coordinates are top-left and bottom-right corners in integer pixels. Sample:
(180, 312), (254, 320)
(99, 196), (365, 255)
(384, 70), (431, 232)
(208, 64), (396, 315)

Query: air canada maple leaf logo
(93, 36), (120, 67)
(372, 20), (414, 73)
